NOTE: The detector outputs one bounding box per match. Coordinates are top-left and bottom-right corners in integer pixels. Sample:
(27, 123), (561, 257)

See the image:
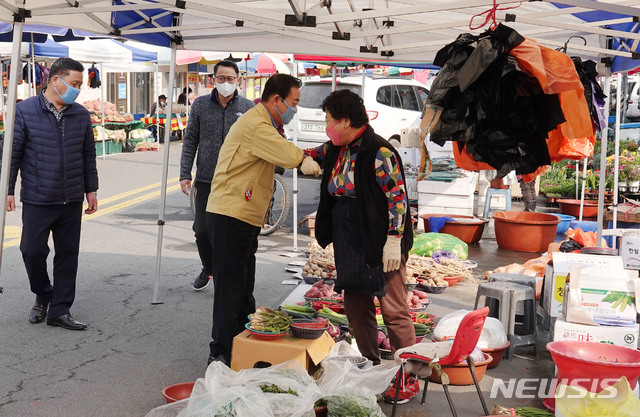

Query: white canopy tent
(0, 1), (638, 301)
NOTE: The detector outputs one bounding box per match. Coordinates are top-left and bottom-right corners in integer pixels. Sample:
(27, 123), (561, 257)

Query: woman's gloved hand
(382, 235), (402, 272)
(300, 156), (322, 177)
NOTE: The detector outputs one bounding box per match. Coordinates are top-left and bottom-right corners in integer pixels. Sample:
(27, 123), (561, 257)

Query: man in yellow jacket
(206, 74), (321, 366)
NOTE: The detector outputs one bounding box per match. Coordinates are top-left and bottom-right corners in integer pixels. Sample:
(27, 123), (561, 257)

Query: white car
(626, 75), (640, 121)
(286, 75), (429, 149)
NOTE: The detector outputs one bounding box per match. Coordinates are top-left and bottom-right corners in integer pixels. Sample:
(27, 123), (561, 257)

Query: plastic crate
(95, 141), (104, 156)
(106, 140), (123, 154)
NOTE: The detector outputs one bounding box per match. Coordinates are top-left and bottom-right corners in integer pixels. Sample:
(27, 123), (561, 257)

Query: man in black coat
(6, 57), (99, 331)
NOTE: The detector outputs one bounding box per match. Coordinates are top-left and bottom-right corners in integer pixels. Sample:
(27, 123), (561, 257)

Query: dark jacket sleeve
(8, 106), (26, 196)
(180, 102), (200, 181)
(82, 114), (99, 192)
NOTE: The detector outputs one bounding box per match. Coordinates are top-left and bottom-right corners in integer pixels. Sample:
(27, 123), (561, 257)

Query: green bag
(409, 233), (468, 260)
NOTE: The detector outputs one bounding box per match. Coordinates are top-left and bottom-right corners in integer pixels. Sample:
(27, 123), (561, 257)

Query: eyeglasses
(215, 76), (237, 83)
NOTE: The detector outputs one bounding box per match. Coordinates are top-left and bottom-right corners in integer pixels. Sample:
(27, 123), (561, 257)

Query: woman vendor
(303, 90), (419, 405)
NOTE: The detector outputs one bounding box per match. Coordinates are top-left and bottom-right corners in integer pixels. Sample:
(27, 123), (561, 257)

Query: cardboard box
(231, 330), (335, 373)
(564, 265), (639, 327)
(545, 253), (624, 318)
(553, 317), (639, 349)
(621, 235), (640, 270)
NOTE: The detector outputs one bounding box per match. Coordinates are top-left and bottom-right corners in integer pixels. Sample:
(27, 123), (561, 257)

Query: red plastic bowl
(420, 214), (488, 244)
(428, 353), (492, 385)
(162, 382), (195, 403)
(443, 276), (461, 286)
(481, 340), (510, 369)
(558, 199), (599, 218)
(547, 341), (640, 391)
(492, 211), (560, 253)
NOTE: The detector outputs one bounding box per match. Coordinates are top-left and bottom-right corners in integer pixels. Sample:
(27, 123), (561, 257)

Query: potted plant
(628, 164), (640, 192)
(313, 399), (328, 417)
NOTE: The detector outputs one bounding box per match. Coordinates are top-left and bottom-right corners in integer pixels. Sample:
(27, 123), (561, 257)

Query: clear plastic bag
(433, 310), (507, 349)
(317, 342), (398, 417)
(410, 233), (468, 259)
(145, 361), (319, 417)
(555, 376), (640, 417)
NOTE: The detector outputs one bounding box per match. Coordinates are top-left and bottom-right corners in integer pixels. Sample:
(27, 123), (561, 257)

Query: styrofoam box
(418, 193), (473, 209)
(419, 206), (474, 216)
(553, 317), (639, 349)
(620, 235), (640, 270)
(397, 147), (420, 167)
(417, 172), (478, 196)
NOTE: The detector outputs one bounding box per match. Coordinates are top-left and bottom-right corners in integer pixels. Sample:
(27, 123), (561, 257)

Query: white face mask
(216, 82), (236, 97)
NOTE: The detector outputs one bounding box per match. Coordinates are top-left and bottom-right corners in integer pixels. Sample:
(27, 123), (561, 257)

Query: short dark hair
(182, 87), (192, 94)
(214, 60), (239, 75)
(158, 94), (167, 100)
(49, 57), (84, 81)
(261, 74), (302, 102)
(322, 90), (368, 127)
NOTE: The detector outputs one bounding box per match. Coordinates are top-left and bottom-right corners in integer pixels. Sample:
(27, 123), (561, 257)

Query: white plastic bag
(317, 341), (398, 417)
(145, 361), (319, 417)
(433, 310), (507, 349)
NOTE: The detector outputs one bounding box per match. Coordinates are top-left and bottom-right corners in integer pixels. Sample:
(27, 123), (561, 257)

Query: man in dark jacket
(6, 57), (99, 331)
(179, 60), (254, 291)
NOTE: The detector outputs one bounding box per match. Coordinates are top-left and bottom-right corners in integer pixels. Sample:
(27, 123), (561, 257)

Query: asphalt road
(0, 142), (323, 417)
(0, 143), (554, 417)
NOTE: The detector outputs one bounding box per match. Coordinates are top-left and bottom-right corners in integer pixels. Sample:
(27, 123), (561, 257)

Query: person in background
(180, 61), (254, 291)
(149, 94), (167, 116)
(178, 87), (192, 105)
(519, 176), (537, 212)
(303, 90), (418, 405)
(205, 74), (320, 366)
(6, 57), (99, 331)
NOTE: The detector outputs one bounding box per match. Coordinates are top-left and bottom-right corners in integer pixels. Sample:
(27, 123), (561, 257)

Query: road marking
(3, 179), (184, 249)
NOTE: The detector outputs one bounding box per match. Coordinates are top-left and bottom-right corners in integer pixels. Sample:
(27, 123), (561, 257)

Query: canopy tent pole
(99, 62), (106, 160)
(596, 69), (613, 246)
(0, 20), (25, 284)
(575, 160), (579, 199)
(612, 74), (622, 243)
(579, 157), (587, 221)
(152, 41), (178, 305)
(331, 63), (337, 91)
(30, 33), (36, 97)
(155, 62), (160, 142)
(292, 59), (298, 252)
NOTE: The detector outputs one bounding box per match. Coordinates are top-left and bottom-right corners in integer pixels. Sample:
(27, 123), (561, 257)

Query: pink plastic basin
(547, 341), (640, 391)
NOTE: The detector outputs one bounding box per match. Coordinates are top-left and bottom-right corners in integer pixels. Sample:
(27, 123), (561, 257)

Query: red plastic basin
(558, 199), (599, 218)
(162, 382), (195, 403)
(420, 214), (489, 244)
(547, 341), (640, 391)
(492, 211), (560, 253)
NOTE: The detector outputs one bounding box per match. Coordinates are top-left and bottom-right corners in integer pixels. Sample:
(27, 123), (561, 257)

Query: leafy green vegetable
(259, 383), (298, 396)
(326, 395), (384, 417)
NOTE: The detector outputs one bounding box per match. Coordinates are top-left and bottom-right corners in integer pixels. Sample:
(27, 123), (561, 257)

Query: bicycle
(189, 173), (290, 236)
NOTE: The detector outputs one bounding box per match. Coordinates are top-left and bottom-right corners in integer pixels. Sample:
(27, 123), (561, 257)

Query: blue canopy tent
(0, 1), (639, 300)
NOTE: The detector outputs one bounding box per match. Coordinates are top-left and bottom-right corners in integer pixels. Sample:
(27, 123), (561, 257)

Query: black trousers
(20, 202), (83, 319)
(193, 181), (213, 274)
(207, 213), (260, 358)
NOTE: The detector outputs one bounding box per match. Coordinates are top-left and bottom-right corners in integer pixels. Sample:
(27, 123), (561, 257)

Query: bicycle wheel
(260, 174), (290, 236)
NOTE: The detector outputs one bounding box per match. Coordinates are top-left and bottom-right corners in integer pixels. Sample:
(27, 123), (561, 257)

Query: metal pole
(331, 63), (337, 91)
(100, 63), (106, 160)
(579, 157), (587, 221)
(154, 62), (159, 142)
(596, 70), (612, 246)
(152, 42), (178, 304)
(30, 33), (36, 97)
(612, 74), (622, 243)
(0, 21), (25, 281)
(292, 59), (298, 252)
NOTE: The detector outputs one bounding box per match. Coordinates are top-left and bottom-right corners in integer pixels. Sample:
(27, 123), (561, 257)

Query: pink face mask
(326, 120), (343, 146)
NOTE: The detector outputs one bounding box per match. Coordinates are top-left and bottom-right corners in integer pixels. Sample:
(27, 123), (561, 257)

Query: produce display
(304, 242), (336, 279)
(248, 307), (292, 333)
(405, 289), (430, 309)
(406, 252), (474, 285)
(82, 99), (134, 123)
(93, 125), (126, 142)
(304, 281), (337, 299)
(410, 232), (468, 259)
(134, 141), (158, 151)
